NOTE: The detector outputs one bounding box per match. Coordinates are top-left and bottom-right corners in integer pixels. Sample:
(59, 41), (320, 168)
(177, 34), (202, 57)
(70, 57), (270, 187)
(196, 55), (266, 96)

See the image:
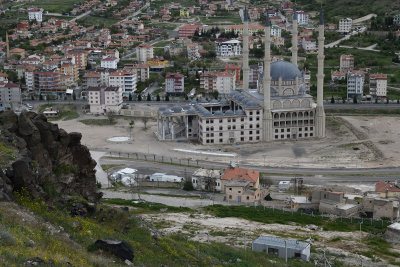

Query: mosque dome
(270, 61), (302, 81)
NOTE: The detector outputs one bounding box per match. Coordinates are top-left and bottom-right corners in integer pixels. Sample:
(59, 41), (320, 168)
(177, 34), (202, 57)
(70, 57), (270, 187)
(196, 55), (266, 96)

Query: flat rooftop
(253, 235), (310, 250)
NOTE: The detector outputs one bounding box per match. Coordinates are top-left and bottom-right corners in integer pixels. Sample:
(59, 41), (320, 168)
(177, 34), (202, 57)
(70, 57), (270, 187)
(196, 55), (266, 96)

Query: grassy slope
(8, 0), (84, 13)
(0, 193), (314, 267)
(297, 0), (400, 20)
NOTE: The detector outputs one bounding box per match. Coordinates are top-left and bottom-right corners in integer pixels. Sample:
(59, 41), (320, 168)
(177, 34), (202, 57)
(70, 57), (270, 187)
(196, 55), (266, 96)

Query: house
(165, 73), (184, 94)
(215, 39), (241, 57)
(28, 7), (43, 22)
(363, 197), (399, 220)
(347, 71), (365, 100)
(101, 56), (118, 69)
(300, 37), (316, 51)
(338, 18), (352, 34)
(394, 14), (400, 26)
(278, 181), (290, 191)
(0, 83), (21, 110)
(369, 73), (387, 99)
(88, 86), (122, 114)
(312, 190), (361, 216)
(221, 166), (261, 203)
(375, 181), (400, 198)
(9, 48), (26, 59)
(252, 235), (310, 261)
(331, 71), (346, 81)
(385, 223), (400, 245)
(191, 168), (221, 191)
(289, 195), (315, 211)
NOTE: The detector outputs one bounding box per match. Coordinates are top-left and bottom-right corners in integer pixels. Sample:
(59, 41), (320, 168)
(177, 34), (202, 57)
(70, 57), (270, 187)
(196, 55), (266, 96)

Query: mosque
(156, 8), (326, 145)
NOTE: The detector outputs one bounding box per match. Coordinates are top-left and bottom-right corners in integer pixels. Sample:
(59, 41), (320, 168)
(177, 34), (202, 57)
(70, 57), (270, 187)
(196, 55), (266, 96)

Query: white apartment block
(109, 70), (137, 93)
(0, 83), (21, 109)
(216, 71), (236, 95)
(271, 25), (281, 37)
(165, 73), (184, 94)
(215, 39), (242, 57)
(136, 44), (154, 64)
(347, 71), (365, 99)
(88, 86), (122, 114)
(369, 73), (387, 98)
(301, 37), (316, 51)
(187, 43), (200, 60)
(101, 56), (118, 69)
(28, 7), (43, 22)
(24, 70), (35, 91)
(297, 11), (309, 25)
(340, 54), (354, 73)
(338, 18), (352, 34)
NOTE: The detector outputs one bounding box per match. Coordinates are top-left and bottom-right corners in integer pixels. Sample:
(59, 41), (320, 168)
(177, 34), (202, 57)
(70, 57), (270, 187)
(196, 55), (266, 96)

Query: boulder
(68, 132), (82, 146)
(94, 239), (134, 261)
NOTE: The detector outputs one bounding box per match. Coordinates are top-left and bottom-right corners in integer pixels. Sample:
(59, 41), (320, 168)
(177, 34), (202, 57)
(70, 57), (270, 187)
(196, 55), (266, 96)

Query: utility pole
(243, 232), (246, 251)
(359, 221), (363, 243)
(284, 240), (287, 263)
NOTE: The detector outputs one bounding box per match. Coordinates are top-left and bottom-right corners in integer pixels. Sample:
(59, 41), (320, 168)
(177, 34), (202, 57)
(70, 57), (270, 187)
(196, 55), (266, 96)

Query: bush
(183, 180), (194, 191)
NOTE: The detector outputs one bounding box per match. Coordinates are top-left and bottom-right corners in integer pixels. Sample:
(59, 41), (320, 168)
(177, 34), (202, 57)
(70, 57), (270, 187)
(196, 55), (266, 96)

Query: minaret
(6, 32), (10, 59)
(242, 7), (250, 90)
(291, 6), (298, 67)
(316, 10), (326, 138)
(263, 12), (273, 142)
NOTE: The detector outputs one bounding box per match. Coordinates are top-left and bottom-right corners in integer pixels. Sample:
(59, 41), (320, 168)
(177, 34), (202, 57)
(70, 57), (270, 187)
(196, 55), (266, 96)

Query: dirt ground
(55, 108), (400, 168)
(140, 212), (393, 267)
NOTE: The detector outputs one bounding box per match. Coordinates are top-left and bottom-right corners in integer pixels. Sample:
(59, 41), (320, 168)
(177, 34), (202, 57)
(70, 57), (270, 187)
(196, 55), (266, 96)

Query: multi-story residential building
(147, 57), (168, 71)
(369, 73), (387, 99)
(34, 70), (61, 95)
(302, 70), (311, 91)
(331, 71), (346, 81)
(225, 64), (241, 83)
(28, 7), (43, 22)
(67, 51), (88, 70)
(136, 44), (153, 64)
(178, 24), (202, 37)
(101, 56), (118, 69)
(124, 64), (150, 82)
(271, 25), (281, 37)
(301, 37), (316, 51)
(394, 14), (400, 26)
(60, 75), (74, 89)
(24, 66), (35, 91)
(216, 71), (235, 95)
(0, 72), (8, 83)
(224, 25), (265, 36)
(200, 71), (217, 94)
(339, 54), (354, 73)
(108, 70), (137, 93)
(83, 72), (101, 89)
(215, 39), (241, 57)
(249, 64), (262, 89)
(165, 73), (184, 94)
(338, 18), (352, 34)
(0, 83), (21, 110)
(296, 11), (309, 25)
(187, 43), (200, 60)
(88, 86), (122, 114)
(60, 63), (79, 82)
(347, 71), (365, 99)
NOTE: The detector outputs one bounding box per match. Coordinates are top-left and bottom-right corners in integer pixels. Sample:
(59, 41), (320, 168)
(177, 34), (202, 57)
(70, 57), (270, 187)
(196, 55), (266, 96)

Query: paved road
(70, 10), (91, 22)
(99, 157), (400, 185)
(325, 27), (366, 48)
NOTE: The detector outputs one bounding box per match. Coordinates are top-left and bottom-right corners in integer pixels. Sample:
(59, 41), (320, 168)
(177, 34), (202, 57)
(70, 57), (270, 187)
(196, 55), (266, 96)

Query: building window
(310, 127), (313, 131)
(250, 124), (253, 129)
(256, 136), (260, 140)
(256, 130), (260, 134)
(299, 133), (302, 137)
(227, 119), (231, 122)
(256, 111), (260, 115)
(310, 133), (313, 137)
(241, 137), (244, 141)
(219, 133), (223, 136)
(249, 111), (253, 115)
(275, 135), (278, 139)
(228, 126), (231, 130)
(281, 135), (284, 138)
(249, 131), (253, 134)
(281, 129), (284, 133)
(287, 128), (290, 132)
(287, 134), (290, 138)
(229, 195), (232, 199)
(219, 119), (223, 123)
(241, 125), (244, 129)
(219, 126), (223, 130)
(229, 188), (232, 191)
(249, 117), (253, 121)
(232, 119), (236, 122)
(241, 118), (244, 122)
(299, 128), (302, 131)
(305, 133), (308, 137)
(275, 129), (278, 133)
(219, 138), (223, 142)
(241, 131), (244, 135)
(249, 137), (253, 141)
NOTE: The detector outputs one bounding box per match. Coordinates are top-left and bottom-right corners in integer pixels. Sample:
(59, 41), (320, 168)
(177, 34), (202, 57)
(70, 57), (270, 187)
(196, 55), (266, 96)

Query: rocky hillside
(0, 110), (101, 204)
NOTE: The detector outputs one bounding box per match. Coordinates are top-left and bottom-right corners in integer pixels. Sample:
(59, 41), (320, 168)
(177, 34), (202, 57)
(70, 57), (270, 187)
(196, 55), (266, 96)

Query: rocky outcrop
(0, 111), (101, 203)
(94, 239), (134, 261)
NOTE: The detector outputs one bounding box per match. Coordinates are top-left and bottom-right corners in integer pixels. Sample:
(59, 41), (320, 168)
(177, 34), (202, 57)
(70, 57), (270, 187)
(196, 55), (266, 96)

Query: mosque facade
(156, 8), (326, 144)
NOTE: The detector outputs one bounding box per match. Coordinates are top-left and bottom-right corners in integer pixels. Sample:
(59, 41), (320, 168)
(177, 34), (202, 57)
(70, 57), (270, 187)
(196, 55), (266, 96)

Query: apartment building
(108, 70), (137, 93)
(28, 7), (43, 22)
(340, 54), (354, 73)
(60, 63), (79, 82)
(165, 73), (184, 94)
(369, 73), (387, 99)
(296, 11), (309, 25)
(215, 39), (241, 57)
(124, 64), (150, 82)
(347, 71), (365, 99)
(200, 71), (235, 95)
(83, 72), (101, 89)
(225, 64), (241, 83)
(34, 70), (61, 95)
(178, 24), (202, 37)
(187, 43), (200, 60)
(101, 56), (118, 69)
(136, 44), (153, 64)
(88, 86), (122, 114)
(0, 83), (21, 109)
(67, 51), (88, 70)
(338, 18), (352, 34)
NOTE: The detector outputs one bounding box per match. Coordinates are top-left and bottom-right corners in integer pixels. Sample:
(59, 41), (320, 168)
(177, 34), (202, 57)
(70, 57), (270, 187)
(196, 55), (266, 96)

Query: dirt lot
(140, 212), (393, 267)
(55, 107), (400, 168)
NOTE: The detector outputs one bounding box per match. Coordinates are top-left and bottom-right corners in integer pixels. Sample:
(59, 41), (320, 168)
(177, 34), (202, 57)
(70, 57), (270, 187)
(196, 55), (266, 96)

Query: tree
(137, 94), (142, 101)
(386, 97), (389, 104)
(330, 96), (335, 104)
(141, 117), (149, 129)
(107, 110), (116, 124)
(147, 93), (151, 101)
(212, 90), (219, 100)
(183, 179), (194, 191)
(165, 94), (170, 101)
(73, 93), (76, 101)
(156, 94), (160, 101)
(39, 94), (43, 100)
(353, 95), (357, 104)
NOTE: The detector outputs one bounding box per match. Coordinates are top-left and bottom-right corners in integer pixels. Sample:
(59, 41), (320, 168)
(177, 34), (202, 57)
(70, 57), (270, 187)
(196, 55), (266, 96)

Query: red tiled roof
(376, 181), (400, 192)
(222, 167), (259, 183)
